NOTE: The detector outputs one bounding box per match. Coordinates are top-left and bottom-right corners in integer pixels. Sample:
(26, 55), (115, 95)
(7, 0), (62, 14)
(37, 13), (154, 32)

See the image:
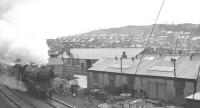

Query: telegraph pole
(62, 50), (65, 77)
(193, 65), (200, 99)
(120, 57), (122, 73)
(173, 58), (176, 77)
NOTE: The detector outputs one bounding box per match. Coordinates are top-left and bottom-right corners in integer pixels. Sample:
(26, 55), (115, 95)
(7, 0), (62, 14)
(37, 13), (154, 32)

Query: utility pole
(120, 57), (123, 93)
(193, 65), (200, 99)
(120, 57), (122, 73)
(173, 58), (176, 77)
(120, 35), (123, 48)
(62, 50), (65, 77)
(174, 32), (179, 54)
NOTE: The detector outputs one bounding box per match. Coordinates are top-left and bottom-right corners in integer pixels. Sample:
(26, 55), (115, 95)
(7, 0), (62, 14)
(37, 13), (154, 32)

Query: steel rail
(0, 87), (22, 108)
(44, 100), (58, 108)
(49, 97), (75, 108)
(4, 85), (38, 108)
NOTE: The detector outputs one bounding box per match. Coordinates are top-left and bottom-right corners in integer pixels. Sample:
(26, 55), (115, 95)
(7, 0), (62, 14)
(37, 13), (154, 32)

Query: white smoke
(0, 72), (27, 92)
(0, 0), (49, 65)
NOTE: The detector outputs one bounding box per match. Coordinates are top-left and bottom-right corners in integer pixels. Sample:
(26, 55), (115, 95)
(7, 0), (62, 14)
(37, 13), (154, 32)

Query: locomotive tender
(10, 63), (54, 97)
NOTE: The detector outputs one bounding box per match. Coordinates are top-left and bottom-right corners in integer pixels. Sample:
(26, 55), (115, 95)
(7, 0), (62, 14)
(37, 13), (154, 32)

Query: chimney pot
(122, 51), (127, 59)
(171, 58), (176, 62)
(131, 57), (134, 61)
(190, 55), (192, 61)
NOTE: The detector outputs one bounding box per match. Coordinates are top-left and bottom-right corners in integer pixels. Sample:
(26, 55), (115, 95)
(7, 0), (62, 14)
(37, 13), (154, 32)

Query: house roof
(88, 55), (200, 80)
(47, 57), (63, 65)
(60, 48), (145, 59)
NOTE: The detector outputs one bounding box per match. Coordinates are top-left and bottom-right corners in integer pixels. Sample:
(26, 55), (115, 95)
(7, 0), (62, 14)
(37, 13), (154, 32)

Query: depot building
(87, 54), (200, 103)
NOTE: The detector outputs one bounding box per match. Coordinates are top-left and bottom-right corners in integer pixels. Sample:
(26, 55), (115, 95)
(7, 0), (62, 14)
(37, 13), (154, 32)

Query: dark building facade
(63, 58), (97, 75)
(60, 48), (144, 75)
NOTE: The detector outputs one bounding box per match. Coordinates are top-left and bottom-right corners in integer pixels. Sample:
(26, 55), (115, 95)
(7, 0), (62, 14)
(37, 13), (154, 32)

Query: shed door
(158, 83), (166, 100)
(81, 63), (84, 71)
(109, 74), (115, 94)
(149, 82), (157, 99)
(127, 76), (135, 92)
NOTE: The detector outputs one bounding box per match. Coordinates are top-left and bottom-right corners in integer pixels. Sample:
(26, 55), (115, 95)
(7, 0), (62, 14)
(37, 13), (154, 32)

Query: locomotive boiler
(11, 63), (54, 97)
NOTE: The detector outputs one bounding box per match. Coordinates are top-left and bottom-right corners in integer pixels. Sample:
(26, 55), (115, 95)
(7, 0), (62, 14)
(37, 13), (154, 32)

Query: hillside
(47, 23), (200, 55)
(80, 23), (200, 37)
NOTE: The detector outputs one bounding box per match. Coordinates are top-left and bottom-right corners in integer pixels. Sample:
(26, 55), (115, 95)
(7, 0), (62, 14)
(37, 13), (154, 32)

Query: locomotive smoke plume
(0, 0), (48, 91)
(0, 72), (27, 92)
(0, 0), (49, 65)
(0, 63), (27, 92)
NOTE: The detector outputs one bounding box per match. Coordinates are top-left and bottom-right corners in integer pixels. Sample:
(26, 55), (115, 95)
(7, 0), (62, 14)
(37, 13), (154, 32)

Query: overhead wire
(135, 0), (166, 74)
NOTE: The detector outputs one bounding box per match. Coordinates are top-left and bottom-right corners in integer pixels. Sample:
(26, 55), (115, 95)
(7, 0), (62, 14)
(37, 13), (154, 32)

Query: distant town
(47, 24), (200, 55)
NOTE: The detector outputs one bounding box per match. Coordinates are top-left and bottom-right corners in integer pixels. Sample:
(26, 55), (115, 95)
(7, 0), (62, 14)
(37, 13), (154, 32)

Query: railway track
(0, 85), (37, 108)
(45, 97), (75, 108)
(0, 85), (75, 108)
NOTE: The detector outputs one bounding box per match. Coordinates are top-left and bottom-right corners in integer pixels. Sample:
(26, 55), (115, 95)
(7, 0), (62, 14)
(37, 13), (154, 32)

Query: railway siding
(0, 85), (37, 108)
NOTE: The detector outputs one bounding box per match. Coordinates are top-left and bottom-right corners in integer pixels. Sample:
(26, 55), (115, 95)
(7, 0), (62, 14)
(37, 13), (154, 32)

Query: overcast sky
(2, 0), (200, 37)
(0, 0), (200, 64)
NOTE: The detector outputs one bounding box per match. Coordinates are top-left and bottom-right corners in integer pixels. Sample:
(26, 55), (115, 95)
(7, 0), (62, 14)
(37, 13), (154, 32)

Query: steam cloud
(0, 72), (27, 91)
(0, 0), (49, 65)
(0, 0), (50, 92)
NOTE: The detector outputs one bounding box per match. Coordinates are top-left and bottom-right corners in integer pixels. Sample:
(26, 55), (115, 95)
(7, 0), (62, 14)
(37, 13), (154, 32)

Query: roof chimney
(115, 56), (118, 60)
(179, 50), (182, 55)
(131, 57), (135, 61)
(121, 51), (127, 59)
(190, 54), (193, 61)
(171, 58), (175, 62)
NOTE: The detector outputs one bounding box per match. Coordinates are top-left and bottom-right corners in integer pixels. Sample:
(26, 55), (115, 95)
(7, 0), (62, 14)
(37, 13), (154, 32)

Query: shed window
(127, 76), (135, 90)
(67, 59), (70, 65)
(81, 63), (84, 71)
(175, 87), (184, 99)
(174, 79), (185, 100)
(76, 59), (80, 65)
(127, 76), (134, 83)
(109, 74), (115, 80)
(72, 59), (75, 67)
(109, 74), (116, 93)
(93, 73), (98, 79)
(174, 79), (185, 88)
(93, 72), (98, 88)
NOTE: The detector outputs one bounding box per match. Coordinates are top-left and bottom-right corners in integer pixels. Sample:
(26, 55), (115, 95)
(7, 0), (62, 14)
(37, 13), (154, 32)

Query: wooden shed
(88, 54), (200, 104)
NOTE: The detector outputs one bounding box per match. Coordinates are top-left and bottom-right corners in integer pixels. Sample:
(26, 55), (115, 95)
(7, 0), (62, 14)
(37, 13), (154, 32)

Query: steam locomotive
(10, 63), (54, 97)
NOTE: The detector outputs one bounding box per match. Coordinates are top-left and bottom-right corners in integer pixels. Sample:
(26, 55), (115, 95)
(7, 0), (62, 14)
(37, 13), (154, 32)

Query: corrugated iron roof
(61, 48), (144, 59)
(89, 55), (200, 79)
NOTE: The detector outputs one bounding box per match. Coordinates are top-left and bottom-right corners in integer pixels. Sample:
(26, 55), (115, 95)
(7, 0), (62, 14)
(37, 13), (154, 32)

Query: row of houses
(47, 48), (200, 104)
